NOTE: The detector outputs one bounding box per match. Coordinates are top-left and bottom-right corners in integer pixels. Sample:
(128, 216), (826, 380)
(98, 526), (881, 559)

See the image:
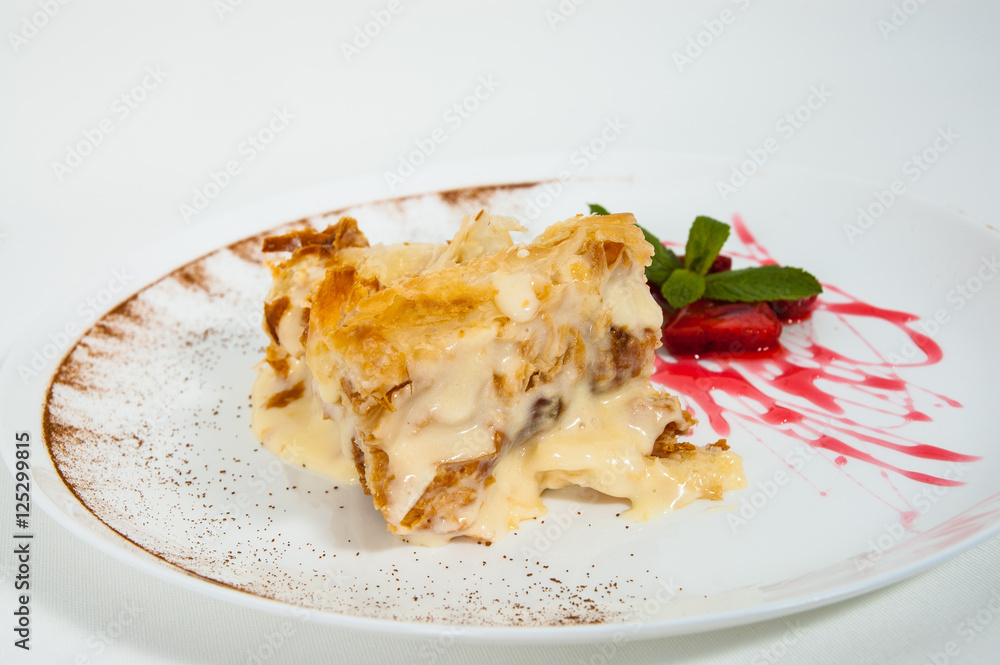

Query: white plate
(2, 152), (999, 645)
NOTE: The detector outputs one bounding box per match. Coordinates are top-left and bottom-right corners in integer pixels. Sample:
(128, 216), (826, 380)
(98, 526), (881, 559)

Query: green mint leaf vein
(637, 224), (683, 286)
(661, 268), (705, 308)
(684, 216), (731, 276)
(588, 203), (611, 215)
(703, 265), (823, 302)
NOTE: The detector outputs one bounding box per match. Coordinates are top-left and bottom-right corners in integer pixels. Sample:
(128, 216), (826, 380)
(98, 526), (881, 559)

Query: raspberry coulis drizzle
(651, 215), (978, 489)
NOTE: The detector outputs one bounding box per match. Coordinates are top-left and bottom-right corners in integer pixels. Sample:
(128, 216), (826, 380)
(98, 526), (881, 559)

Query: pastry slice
(251, 211), (744, 545)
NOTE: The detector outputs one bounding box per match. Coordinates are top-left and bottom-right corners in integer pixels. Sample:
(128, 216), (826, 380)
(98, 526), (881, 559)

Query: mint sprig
(703, 265), (822, 302)
(684, 216), (730, 276)
(587, 204), (823, 309)
(661, 268), (705, 308)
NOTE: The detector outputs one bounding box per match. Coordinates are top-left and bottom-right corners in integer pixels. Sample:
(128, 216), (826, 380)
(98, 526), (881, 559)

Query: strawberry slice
(769, 295), (819, 323)
(662, 300), (782, 356)
(679, 254), (732, 274)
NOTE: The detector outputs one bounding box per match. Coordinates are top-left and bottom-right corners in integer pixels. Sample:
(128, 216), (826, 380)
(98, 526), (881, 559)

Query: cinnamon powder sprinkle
(39, 181), (681, 628)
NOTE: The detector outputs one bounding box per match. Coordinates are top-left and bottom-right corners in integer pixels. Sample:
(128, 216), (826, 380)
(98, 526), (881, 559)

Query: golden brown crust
(298, 307), (311, 347)
(263, 296), (290, 345)
(308, 213), (650, 401)
(350, 438), (369, 495)
(650, 409), (696, 458)
(264, 381), (305, 409)
(651, 440), (697, 456)
(399, 459), (490, 531)
(367, 445), (392, 510)
(264, 345), (290, 378)
(262, 217), (369, 253)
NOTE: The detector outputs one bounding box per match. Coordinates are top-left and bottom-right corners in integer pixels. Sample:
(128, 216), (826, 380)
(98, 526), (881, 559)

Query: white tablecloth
(2, 2), (998, 663)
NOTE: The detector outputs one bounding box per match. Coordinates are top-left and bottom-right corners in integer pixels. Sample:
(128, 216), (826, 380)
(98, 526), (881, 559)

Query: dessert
(251, 210), (744, 545)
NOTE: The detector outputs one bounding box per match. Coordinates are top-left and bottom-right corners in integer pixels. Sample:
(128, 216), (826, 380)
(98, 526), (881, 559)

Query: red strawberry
(679, 254), (732, 274)
(769, 295), (819, 323)
(662, 300), (782, 357)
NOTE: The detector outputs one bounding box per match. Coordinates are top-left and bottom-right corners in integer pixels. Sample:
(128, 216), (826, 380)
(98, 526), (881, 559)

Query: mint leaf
(661, 268), (705, 308)
(684, 216), (730, 276)
(588, 203), (611, 215)
(704, 265), (823, 302)
(637, 224), (683, 286)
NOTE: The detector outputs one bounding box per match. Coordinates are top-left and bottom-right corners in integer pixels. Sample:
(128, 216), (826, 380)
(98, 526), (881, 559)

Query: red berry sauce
(652, 214), (977, 489)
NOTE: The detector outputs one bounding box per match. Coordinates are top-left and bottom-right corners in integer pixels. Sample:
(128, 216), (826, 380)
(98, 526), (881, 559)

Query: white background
(1, 1), (998, 663)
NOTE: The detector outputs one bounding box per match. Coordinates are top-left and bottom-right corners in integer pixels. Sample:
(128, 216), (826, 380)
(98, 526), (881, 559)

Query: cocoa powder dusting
(436, 181), (539, 207)
(39, 183), (668, 628)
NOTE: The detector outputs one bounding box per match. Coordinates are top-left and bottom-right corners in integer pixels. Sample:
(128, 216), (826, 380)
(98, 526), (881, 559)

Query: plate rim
(3, 150), (1000, 644)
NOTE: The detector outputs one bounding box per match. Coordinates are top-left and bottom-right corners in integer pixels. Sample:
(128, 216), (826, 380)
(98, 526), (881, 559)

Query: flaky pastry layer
(251, 211), (744, 545)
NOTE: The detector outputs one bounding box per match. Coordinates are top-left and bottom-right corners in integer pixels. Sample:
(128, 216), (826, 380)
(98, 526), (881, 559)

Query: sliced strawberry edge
(661, 300), (782, 357)
(769, 295), (819, 323)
